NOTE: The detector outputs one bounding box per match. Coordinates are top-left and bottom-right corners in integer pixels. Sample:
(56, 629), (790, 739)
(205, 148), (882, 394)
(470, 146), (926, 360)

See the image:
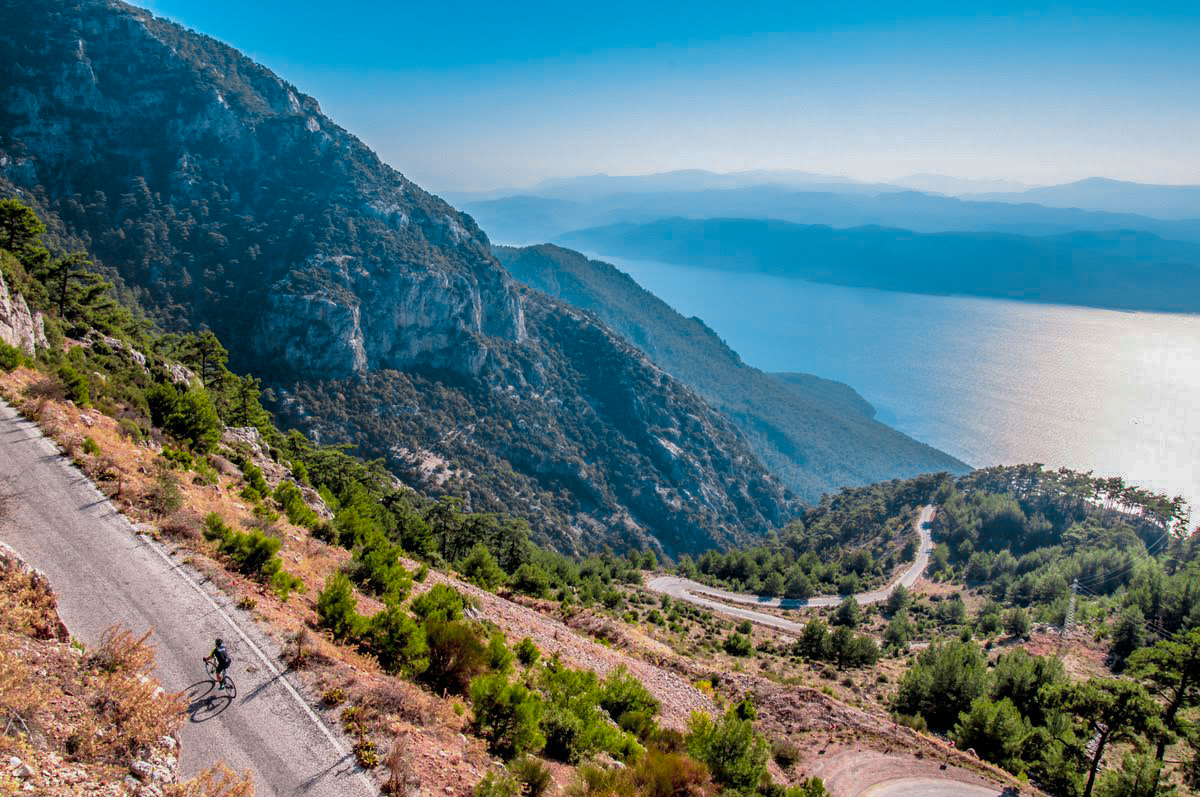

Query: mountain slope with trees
(0, 0), (793, 556)
(496, 244), (966, 501)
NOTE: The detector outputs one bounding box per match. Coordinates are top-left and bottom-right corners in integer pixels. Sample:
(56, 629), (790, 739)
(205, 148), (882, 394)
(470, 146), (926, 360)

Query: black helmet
(215, 638), (223, 646)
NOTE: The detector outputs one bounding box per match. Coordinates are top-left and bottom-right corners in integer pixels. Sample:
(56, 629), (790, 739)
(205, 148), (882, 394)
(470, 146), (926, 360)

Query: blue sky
(130, 1), (1200, 192)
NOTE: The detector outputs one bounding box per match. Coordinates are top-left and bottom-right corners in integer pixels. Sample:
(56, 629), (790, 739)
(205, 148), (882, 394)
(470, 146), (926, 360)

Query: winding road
(647, 504), (936, 634)
(0, 401), (375, 797)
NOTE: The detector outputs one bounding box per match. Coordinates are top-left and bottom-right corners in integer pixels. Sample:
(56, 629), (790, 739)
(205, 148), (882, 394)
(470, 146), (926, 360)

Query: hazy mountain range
(462, 187), (1200, 247)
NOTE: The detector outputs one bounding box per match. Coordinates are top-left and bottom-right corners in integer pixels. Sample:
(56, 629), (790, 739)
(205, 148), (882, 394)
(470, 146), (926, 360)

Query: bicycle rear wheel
(222, 675), (237, 698)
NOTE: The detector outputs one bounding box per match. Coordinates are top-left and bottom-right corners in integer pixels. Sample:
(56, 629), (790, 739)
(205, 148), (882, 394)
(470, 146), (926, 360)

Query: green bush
(274, 480), (319, 528)
(146, 383), (221, 452)
(82, 436), (101, 455)
(411, 584), (467, 623)
(424, 618), (487, 694)
(368, 604), (429, 675)
(510, 562), (551, 597)
(1003, 607), (1031, 637)
(537, 658), (640, 764)
(350, 531), (413, 603)
(487, 632), (515, 674)
(56, 363), (90, 406)
(0, 341), (22, 372)
(459, 542), (506, 590)
(241, 459), (269, 497)
(473, 772), (520, 797)
(515, 637), (540, 668)
(470, 673), (545, 759)
(508, 757), (551, 797)
(951, 697), (1028, 771)
(686, 706), (769, 793)
(269, 568), (305, 602)
(724, 632), (753, 657)
(599, 666), (660, 732)
(832, 596), (861, 628)
(317, 572), (364, 642)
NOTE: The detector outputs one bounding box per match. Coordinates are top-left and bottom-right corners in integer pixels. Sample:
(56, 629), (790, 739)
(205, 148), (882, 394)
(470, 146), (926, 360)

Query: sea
(596, 254), (1200, 519)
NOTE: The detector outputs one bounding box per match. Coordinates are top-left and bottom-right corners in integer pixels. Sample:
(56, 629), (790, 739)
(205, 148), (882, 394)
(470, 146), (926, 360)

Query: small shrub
(367, 605), (429, 676)
(423, 618), (487, 695)
(772, 739), (800, 769)
(411, 583), (467, 623)
(509, 756), (552, 797)
(415, 563), (429, 582)
(487, 632), (514, 673)
(459, 542), (505, 590)
(117, 418), (145, 443)
(470, 673), (545, 759)
(0, 340), (22, 372)
(515, 636), (540, 668)
(474, 772), (520, 797)
(82, 436), (101, 455)
(146, 467), (184, 516)
(322, 687), (347, 707)
(353, 738), (379, 769)
(270, 569), (305, 602)
(57, 363), (90, 406)
(686, 707), (769, 793)
(724, 632), (753, 657)
(317, 573), (364, 642)
(236, 596), (257, 611)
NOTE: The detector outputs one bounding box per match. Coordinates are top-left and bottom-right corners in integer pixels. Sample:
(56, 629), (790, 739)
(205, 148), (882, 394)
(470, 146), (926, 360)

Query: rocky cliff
(0, 269), (47, 355)
(0, 0), (793, 555)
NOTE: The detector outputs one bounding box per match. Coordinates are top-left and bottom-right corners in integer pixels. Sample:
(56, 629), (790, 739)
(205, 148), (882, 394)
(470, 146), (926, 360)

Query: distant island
(559, 218), (1200, 314)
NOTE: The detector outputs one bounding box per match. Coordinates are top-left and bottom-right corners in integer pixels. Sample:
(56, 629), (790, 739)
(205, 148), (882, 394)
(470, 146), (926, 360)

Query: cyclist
(205, 638), (232, 690)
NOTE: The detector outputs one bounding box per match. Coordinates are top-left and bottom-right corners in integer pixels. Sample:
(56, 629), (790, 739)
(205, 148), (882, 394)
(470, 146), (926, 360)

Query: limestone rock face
(0, 0), (794, 554)
(0, 271), (46, 356)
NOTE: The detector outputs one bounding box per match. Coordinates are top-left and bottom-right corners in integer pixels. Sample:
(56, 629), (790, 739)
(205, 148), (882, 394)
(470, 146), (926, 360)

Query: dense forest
(681, 474), (950, 597)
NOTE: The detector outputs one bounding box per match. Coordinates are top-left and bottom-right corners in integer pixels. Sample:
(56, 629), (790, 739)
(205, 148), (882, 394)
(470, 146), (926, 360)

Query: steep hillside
(0, 0), (793, 556)
(560, 218), (1200, 313)
(496, 244), (967, 501)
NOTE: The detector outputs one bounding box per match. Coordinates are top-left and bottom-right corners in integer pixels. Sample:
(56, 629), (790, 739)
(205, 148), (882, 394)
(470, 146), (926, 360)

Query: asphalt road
(860, 778), (1005, 797)
(0, 400), (375, 797)
(646, 504), (936, 634)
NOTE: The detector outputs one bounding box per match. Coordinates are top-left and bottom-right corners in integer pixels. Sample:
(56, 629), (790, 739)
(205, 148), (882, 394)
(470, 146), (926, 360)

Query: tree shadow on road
(186, 679), (232, 722)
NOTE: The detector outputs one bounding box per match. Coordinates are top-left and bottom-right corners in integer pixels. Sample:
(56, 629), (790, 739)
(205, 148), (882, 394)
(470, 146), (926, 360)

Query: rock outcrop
(0, 270), (46, 355)
(0, 0), (795, 555)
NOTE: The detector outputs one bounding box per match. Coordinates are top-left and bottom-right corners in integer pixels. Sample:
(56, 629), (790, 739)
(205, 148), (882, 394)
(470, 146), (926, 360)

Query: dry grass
(0, 554), (67, 641)
(0, 649), (46, 741)
(73, 627), (186, 764)
(166, 763), (255, 796)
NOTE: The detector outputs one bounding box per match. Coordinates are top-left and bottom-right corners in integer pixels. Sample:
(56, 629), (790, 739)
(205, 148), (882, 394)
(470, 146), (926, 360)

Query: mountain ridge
(496, 243), (968, 502)
(0, 0), (793, 556)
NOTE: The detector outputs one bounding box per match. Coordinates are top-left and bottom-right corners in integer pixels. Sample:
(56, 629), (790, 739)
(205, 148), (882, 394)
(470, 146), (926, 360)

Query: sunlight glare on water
(598, 255), (1200, 516)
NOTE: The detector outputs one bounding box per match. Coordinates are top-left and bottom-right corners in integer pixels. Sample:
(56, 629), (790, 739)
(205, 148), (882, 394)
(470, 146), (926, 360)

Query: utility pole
(1062, 578), (1078, 638)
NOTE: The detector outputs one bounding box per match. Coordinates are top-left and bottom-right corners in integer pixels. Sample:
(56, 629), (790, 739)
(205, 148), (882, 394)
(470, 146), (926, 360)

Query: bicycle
(203, 656), (237, 698)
